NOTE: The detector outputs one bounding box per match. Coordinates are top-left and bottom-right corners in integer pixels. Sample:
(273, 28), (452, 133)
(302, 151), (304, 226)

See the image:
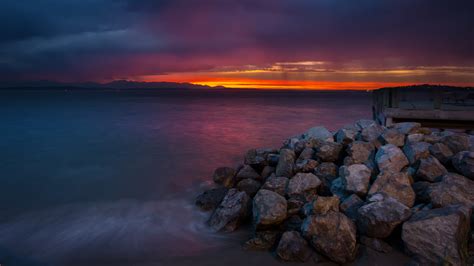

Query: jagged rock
(368, 171), (415, 207)
(393, 122), (421, 134)
(378, 128), (405, 147)
(340, 194), (364, 221)
(295, 159), (319, 173)
(330, 177), (348, 200)
(301, 212), (357, 264)
(314, 162), (338, 195)
(427, 173), (474, 208)
(243, 231), (279, 251)
(360, 122), (384, 143)
(276, 231), (312, 262)
(261, 176), (288, 196)
(402, 205), (471, 265)
(429, 142), (453, 164)
(340, 164), (371, 196)
(416, 156), (447, 182)
(312, 196), (340, 215)
(336, 128), (357, 145)
(297, 147), (314, 161)
(275, 149), (295, 177)
(236, 165), (261, 181)
(237, 178), (261, 197)
(267, 153), (280, 167)
(244, 148), (267, 169)
(376, 144), (409, 173)
(452, 151), (474, 180)
(283, 137), (301, 151)
(213, 167), (236, 187)
(314, 141), (343, 162)
(303, 126), (334, 142)
(355, 119), (376, 131)
(287, 173), (322, 198)
(208, 189), (250, 232)
(360, 236), (392, 253)
(424, 134), (442, 144)
(345, 141), (374, 164)
(441, 133), (470, 154)
(195, 187), (228, 211)
(253, 189), (287, 227)
(403, 141), (431, 164)
(407, 133), (424, 143)
(260, 165), (275, 179)
(287, 196), (306, 216)
(357, 194), (412, 238)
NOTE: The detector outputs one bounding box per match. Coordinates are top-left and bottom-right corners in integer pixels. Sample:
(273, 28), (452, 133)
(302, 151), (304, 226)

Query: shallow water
(0, 89), (403, 265)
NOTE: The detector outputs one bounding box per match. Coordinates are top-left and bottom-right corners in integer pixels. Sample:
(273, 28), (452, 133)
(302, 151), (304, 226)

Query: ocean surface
(0, 89), (407, 265)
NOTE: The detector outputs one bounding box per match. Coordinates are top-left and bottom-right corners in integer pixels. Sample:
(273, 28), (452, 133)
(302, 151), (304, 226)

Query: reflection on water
(0, 90), (371, 264)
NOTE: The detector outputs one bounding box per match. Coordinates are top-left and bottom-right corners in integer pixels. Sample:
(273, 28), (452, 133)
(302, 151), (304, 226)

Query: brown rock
(208, 189), (250, 232)
(213, 167), (236, 187)
(416, 156), (447, 182)
(368, 171), (416, 207)
(376, 144), (409, 172)
(452, 151), (474, 180)
(253, 189), (287, 227)
(276, 231), (312, 262)
(275, 149), (295, 177)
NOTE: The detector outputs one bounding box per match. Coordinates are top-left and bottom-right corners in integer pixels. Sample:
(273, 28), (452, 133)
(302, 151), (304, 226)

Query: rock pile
(196, 120), (474, 265)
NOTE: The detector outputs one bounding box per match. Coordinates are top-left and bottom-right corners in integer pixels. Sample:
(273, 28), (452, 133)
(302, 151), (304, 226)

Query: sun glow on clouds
(135, 61), (474, 90)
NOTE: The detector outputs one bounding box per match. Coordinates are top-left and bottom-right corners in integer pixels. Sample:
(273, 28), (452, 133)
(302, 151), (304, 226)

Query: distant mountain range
(0, 80), (225, 90)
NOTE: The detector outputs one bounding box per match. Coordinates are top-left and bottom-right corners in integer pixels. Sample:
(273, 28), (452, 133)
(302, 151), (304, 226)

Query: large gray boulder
(402, 205), (471, 265)
(275, 149), (295, 177)
(335, 128), (357, 145)
(378, 128), (405, 147)
(287, 173), (322, 198)
(253, 189), (287, 227)
(261, 176), (288, 196)
(360, 122), (384, 143)
(345, 141), (374, 165)
(195, 187), (228, 211)
(340, 164), (371, 196)
(376, 144), (409, 173)
(237, 178), (261, 197)
(355, 119), (376, 131)
(426, 173), (474, 208)
(357, 194), (412, 238)
(368, 171), (415, 207)
(303, 126), (334, 142)
(429, 142), (454, 165)
(416, 156), (448, 182)
(452, 151), (474, 180)
(441, 133), (470, 154)
(276, 231), (312, 262)
(315, 141), (343, 162)
(208, 189), (250, 232)
(403, 141), (431, 164)
(213, 167), (236, 187)
(393, 122), (421, 134)
(301, 212), (357, 264)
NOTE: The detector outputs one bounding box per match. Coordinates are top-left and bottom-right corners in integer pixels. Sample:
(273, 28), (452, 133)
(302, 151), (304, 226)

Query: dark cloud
(0, 0), (473, 82)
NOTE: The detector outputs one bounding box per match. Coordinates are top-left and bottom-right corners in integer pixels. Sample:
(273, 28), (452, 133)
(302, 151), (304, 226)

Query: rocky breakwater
(195, 120), (474, 265)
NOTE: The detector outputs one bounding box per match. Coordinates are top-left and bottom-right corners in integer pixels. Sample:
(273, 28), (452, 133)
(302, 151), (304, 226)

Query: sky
(0, 0), (473, 90)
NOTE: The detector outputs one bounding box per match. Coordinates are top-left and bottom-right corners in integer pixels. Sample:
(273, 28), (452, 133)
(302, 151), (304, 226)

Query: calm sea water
(0, 89), (391, 265)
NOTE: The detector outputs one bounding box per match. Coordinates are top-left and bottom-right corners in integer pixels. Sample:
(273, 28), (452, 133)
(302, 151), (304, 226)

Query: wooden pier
(372, 85), (474, 129)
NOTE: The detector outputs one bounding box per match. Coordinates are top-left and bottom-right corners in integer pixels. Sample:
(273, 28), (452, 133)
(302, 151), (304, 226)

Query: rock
(297, 147), (314, 161)
(213, 167), (236, 187)
(339, 164), (371, 196)
(357, 194), (412, 238)
(294, 159), (319, 173)
(283, 137), (301, 151)
(253, 189), (287, 227)
(429, 142), (453, 164)
(266, 154), (280, 167)
(376, 144), (409, 173)
(330, 177), (348, 200)
(301, 212), (357, 264)
(403, 141), (431, 165)
(243, 231), (279, 251)
(237, 178), (261, 197)
(393, 122), (421, 134)
(275, 149), (295, 177)
(355, 119), (376, 131)
(360, 236), (392, 253)
(412, 181), (432, 203)
(261, 176), (288, 196)
(236, 165), (261, 181)
(360, 122), (384, 143)
(402, 205), (471, 265)
(287, 196), (306, 216)
(287, 173), (322, 198)
(244, 148), (267, 169)
(441, 133), (470, 154)
(314, 162), (338, 195)
(195, 187), (228, 211)
(452, 151), (474, 180)
(208, 189), (250, 232)
(303, 126), (334, 142)
(336, 128), (357, 145)
(340, 194), (364, 221)
(368, 171), (415, 207)
(312, 196), (340, 215)
(416, 156), (447, 182)
(260, 165), (275, 179)
(276, 231), (312, 262)
(378, 128), (405, 147)
(345, 141), (374, 164)
(424, 133), (442, 144)
(407, 133), (424, 143)
(314, 141), (343, 162)
(283, 215), (303, 231)
(427, 173), (474, 208)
